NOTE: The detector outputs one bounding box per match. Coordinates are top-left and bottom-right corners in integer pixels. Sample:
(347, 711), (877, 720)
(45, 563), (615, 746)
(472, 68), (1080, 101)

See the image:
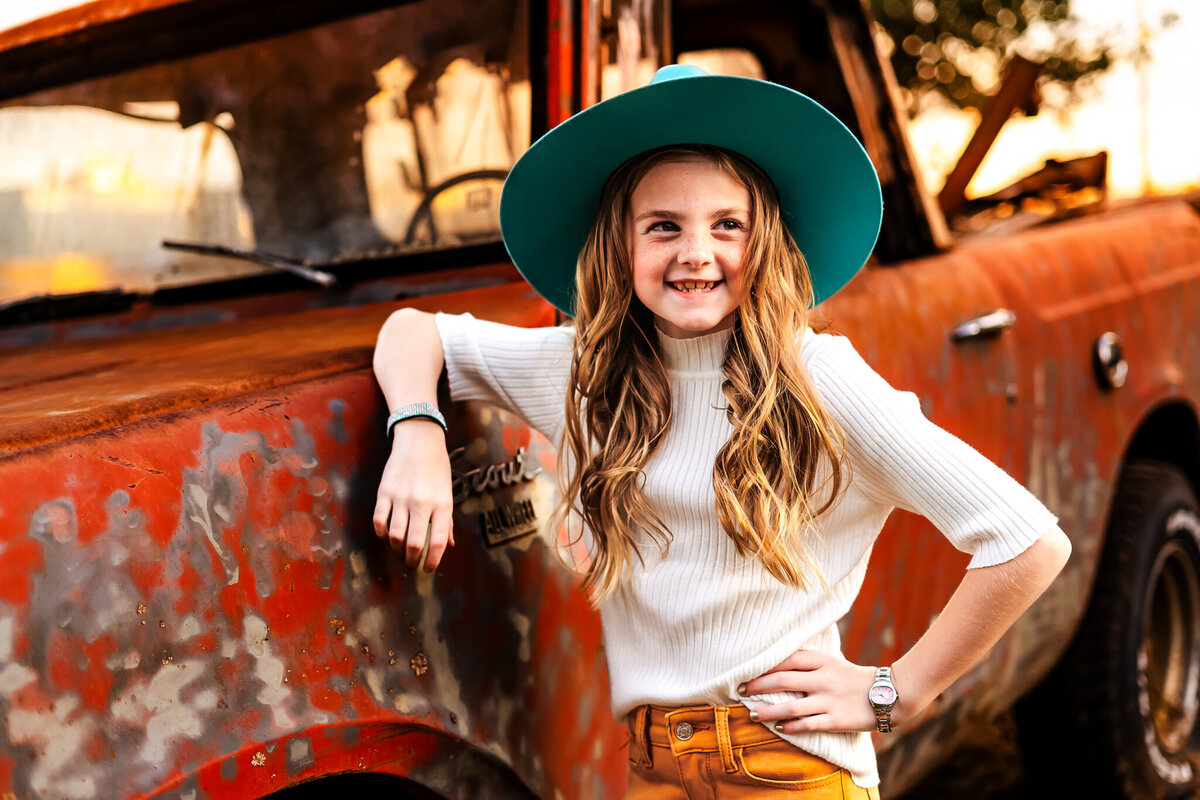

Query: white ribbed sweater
(434, 312), (1058, 788)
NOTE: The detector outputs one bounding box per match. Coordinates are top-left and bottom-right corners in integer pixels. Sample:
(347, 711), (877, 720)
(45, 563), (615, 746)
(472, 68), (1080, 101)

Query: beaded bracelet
(386, 402), (447, 436)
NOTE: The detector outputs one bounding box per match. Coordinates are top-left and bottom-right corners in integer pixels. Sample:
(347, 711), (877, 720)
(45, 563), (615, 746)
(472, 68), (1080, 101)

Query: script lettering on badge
(450, 446), (544, 546)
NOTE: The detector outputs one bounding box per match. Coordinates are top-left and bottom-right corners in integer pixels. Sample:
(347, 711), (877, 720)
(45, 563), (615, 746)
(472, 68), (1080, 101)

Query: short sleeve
(805, 334), (1058, 568)
(434, 312), (573, 443)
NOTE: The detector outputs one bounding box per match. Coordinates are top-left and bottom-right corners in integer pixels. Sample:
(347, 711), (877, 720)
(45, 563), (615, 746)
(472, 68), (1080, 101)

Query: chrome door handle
(1093, 331), (1128, 389)
(951, 309), (1016, 342)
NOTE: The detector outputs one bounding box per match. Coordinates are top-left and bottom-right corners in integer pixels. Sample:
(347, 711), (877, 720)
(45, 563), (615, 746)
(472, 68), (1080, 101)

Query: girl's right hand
(373, 419), (455, 571)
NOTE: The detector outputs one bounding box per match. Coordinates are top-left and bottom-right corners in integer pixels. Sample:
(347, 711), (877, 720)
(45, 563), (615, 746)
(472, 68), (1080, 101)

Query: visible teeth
(672, 281), (715, 292)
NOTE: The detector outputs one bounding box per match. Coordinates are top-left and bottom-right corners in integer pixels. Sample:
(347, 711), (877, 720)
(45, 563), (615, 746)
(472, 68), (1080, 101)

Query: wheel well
(269, 773), (441, 799)
(1123, 401), (1200, 498)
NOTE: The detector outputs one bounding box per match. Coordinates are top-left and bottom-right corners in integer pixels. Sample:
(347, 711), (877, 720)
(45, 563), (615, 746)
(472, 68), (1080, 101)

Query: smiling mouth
(668, 280), (721, 293)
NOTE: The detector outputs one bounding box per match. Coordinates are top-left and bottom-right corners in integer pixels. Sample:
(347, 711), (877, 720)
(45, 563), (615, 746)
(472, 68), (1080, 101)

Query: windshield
(0, 0), (530, 305)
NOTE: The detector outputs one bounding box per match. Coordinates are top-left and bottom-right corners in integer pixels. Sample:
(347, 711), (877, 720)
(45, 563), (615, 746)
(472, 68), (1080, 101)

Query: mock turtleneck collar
(656, 326), (733, 373)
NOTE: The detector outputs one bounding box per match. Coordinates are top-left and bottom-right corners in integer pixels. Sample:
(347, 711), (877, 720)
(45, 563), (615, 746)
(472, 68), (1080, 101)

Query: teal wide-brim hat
(499, 64), (883, 316)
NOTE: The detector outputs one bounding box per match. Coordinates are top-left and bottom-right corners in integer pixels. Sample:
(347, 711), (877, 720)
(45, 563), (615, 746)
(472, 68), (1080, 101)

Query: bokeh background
(5, 0), (1196, 202)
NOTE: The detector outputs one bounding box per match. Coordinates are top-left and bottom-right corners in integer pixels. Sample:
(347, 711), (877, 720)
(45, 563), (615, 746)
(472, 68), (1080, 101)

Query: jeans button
(674, 722), (694, 741)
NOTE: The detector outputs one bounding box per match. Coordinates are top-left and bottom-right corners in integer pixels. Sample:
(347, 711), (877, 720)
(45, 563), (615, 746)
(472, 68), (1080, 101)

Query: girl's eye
(647, 221), (679, 232)
(717, 219), (746, 231)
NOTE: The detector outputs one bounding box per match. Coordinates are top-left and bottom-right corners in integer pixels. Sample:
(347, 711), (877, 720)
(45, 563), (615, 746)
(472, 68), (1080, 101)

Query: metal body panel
(0, 284), (627, 799)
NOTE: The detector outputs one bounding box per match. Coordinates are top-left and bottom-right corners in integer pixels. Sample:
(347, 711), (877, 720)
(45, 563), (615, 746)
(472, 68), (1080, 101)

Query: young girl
(372, 65), (1071, 799)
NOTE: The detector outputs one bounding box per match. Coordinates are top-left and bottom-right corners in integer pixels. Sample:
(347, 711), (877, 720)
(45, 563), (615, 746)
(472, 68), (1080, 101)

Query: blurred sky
(909, 0), (1200, 198)
(3, 0), (1197, 199)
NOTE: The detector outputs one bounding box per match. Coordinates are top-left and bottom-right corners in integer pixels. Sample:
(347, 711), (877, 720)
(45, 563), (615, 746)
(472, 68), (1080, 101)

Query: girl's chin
(653, 314), (735, 339)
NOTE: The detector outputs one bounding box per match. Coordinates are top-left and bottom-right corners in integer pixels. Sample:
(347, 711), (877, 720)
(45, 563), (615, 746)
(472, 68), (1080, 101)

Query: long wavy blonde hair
(554, 144), (850, 604)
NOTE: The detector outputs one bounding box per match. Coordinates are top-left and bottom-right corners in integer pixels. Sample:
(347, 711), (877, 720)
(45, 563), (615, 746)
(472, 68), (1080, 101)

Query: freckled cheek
(720, 249), (746, 288)
(631, 267), (668, 301)
(631, 255), (671, 285)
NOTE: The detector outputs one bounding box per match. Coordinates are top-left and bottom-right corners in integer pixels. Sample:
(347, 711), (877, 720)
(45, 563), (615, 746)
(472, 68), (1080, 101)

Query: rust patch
(0, 284), (553, 454)
(409, 653), (429, 677)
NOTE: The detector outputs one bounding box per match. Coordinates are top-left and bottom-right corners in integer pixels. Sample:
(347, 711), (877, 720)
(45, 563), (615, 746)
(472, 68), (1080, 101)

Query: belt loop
(635, 705), (653, 768)
(714, 706), (737, 773)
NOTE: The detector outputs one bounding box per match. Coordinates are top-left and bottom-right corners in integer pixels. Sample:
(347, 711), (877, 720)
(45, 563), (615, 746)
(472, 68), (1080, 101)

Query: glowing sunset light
(0, 1), (85, 32)
(907, 0), (1198, 200)
(3, 0), (1197, 202)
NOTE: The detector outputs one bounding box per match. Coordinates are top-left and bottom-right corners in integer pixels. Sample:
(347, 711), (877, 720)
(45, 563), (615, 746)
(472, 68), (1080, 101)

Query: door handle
(951, 309), (1016, 342)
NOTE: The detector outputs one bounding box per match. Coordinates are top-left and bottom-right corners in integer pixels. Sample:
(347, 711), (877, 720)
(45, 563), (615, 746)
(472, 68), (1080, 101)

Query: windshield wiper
(162, 240), (337, 287)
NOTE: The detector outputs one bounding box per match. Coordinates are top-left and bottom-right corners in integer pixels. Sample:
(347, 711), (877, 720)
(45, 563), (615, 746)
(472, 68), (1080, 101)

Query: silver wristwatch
(868, 666), (899, 733)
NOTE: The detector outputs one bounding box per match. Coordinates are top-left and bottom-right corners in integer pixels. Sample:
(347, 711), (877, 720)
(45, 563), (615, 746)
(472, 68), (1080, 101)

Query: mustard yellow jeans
(624, 704), (881, 799)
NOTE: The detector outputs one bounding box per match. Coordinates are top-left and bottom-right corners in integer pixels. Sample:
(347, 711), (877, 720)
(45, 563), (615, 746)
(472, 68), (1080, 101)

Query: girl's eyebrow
(633, 207), (749, 222)
(634, 209), (680, 222)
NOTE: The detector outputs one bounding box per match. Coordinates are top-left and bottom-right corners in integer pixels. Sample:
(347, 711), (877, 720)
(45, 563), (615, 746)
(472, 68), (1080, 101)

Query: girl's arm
(372, 307), (455, 572)
(745, 524), (1072, 732)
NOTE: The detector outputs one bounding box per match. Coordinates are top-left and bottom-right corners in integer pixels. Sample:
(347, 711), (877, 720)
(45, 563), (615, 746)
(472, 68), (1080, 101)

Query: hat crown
(650, 64), (709, 83)
(500, 63), (882, 315)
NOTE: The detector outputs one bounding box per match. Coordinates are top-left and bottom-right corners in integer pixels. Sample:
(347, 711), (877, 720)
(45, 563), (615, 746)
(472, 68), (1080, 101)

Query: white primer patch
(0, 662), (37, 693)
(178, 615), (202, 641)
(243, 613), (294, 729)
(0, 613), (14, 661)
(413, 566), (473, 733)
(186, 483), (239, 586)
(8, 693), (98, 799)
(349, 550), (369, 592)
(110, 659), (207, 763)
(104, 649), (141, 671)
(508, 609), (531, 662)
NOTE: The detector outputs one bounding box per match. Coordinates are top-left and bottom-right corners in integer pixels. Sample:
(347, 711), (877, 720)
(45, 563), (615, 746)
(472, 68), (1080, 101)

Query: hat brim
(499, 73), (882, 316)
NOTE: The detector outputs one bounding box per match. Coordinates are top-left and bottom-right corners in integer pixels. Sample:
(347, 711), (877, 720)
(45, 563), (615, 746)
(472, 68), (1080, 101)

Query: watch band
(386, 402), (447, 436)
(870, 666), (897, 734)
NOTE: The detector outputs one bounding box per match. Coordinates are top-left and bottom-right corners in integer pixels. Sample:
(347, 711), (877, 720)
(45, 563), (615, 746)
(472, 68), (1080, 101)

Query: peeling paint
(243, 614), (294, 730)
(8, 694), (97, 799)
(185, 483), (239, 587)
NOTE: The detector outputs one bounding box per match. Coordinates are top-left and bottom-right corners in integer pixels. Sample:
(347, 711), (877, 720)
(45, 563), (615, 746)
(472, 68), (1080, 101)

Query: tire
(1018, 460), (1200, 799)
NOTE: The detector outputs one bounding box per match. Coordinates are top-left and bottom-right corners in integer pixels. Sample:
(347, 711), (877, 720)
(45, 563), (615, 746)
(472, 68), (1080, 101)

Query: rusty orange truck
(1, 0), (1198, 798)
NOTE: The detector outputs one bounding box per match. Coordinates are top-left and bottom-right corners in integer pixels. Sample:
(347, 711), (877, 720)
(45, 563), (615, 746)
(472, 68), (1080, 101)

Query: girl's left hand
(740, 650), (894, 734)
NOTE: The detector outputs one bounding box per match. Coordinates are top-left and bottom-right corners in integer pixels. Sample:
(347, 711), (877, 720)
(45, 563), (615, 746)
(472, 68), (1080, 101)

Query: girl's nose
(678, 231), (713, 267)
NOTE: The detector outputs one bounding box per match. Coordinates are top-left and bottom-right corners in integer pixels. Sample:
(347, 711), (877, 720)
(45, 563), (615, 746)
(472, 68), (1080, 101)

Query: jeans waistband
(626, 703), (784, 773)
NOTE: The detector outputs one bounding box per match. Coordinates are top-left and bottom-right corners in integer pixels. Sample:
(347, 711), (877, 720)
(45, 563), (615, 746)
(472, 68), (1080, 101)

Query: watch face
(870, 685), (897, 705)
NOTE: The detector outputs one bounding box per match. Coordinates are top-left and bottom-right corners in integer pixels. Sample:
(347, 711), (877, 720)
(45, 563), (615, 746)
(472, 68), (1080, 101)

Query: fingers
(751, 695), (823, 723)
(743, 650), (837, 694)
(374, 440), (455, 571)
(375, 490), (455, 570)
(372, 496), (391, 540)
(750, 694), (867, 734)
(744, 665), (819, 696)
(404, 503), (431, 568)
(764, 650), (828, 674)
(425, 505), (453, 572)
(391, 500), (454, 571)
(773, 714), (833, 735)
(742, 655), (879, 734)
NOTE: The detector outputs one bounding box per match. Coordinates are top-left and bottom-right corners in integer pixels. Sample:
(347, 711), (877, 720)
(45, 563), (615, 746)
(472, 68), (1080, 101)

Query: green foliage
(870, 0), (1112, 114)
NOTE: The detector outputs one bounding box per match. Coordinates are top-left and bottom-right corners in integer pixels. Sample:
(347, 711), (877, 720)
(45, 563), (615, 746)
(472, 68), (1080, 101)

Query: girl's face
(626, 158), (750, 339)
